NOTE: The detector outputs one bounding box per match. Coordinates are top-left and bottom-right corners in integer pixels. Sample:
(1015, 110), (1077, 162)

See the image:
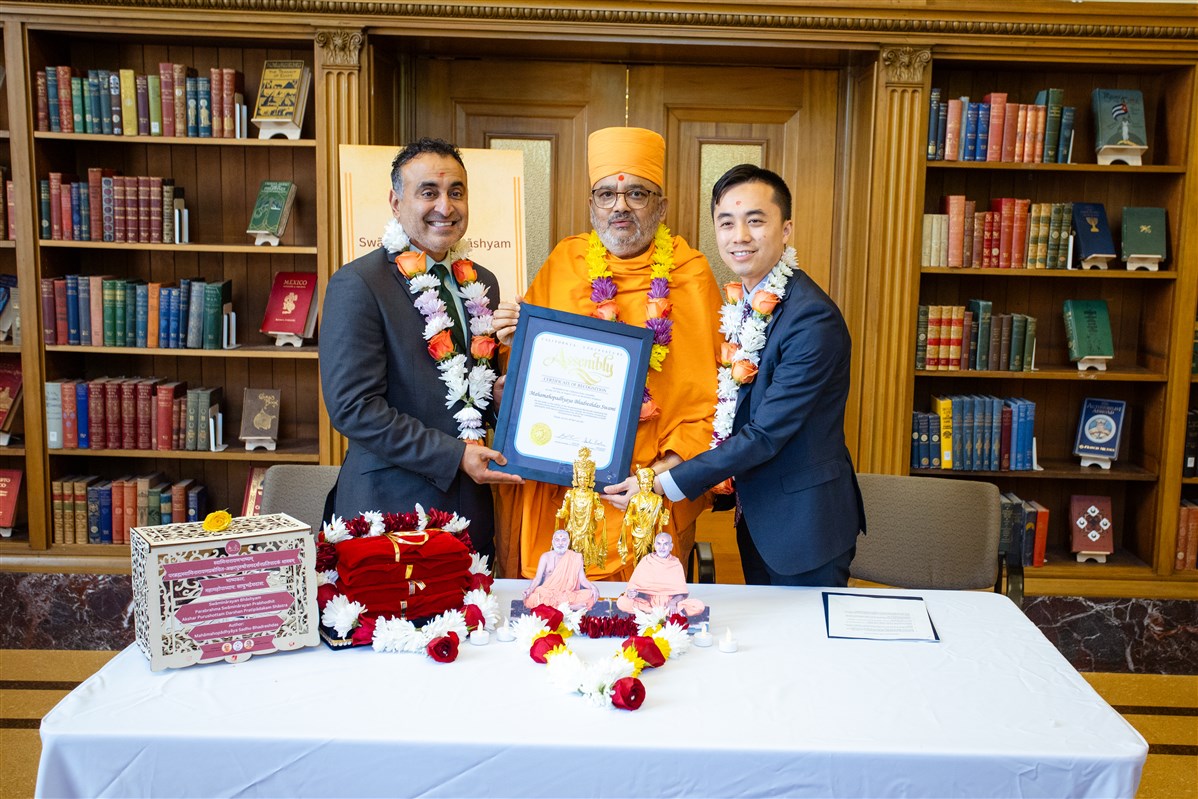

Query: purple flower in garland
(647, 277), (670, 299)
(645, 316), (673, 346)
(590, 277), (618, 303)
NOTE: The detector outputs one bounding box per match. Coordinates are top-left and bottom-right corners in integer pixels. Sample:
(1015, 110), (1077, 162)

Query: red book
(171, 478), (194, 524)
(36, 70), (49, 132)
(971, 210), (985, 268)
(87, 378), (108, 449)
(120, 378), (138, 450)
(149, 177), (163, 244)
(61, 379), (79, 449)
(260, 271), (318, 338)
(172, 64), (188, 139)
(113, 176), (127, 243)
(156, 381), (184, 450)
(941, 195), (966, 268)
(87, 168), (105, 242)
(1011, 198), (1031, 269)
(242, 466), (268, 516)
(983, 92), (1007, 162)
(110, 476), (127, 544)
(104, 378), (124, 450)
(1070, 495), (1114, 556)
(53, 277), (69, 345)
(122, 480), (137, 542)
(989, 198), (1015, 269)
(137, 176), (151, 243)
(944, 98), (962, 161)
(0, 358), (22, 433)
(0, 469), (22, 529)
(209, 68), (224, 139)
(1031, 104), (1047, 162)
(1186, 501), (1198, 571)
(56, 66), (75, 133)
(1001, 103), (1021, 162)
(1028, 500), (1050, 567)
(135, 378), (160, 450)
(40, 278), (57, 344)
(59, 182), (74, 242)
(1013, 103), (1028, 162)
(222, 68), (239, 138)
(159, 63), (176, 138)
(48, 172), (63, 240)
(174, 396), (186, 449)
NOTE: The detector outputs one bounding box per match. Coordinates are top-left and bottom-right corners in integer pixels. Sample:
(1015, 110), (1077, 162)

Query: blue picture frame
(490, 304), (653, 488)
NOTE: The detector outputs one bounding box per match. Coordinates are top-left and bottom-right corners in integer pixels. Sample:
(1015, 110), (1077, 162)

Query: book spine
(136, 382), (154, 450)
(112, 176), (127, 243)
(97, 71), (113, 135)
(135, 283), (149, 348)
(76, 383), (90, 449)
(45, 382), (64, 449)
(56, 67), (74, 133)
(61, 382), (78, 449)
(147, 74), (163, 136)
(104, 380), (122, 449)
(149, 177), (163, 244)
(185, 388), (200, 450)
(137, 176), (151, 244)
(209, 68), (223, 139)
(65, 274), (80, 345)
(98, 484), (113, 544)
(53, 278), (68, 345)
(197, 76), (212, 137)
(70, 76), (84, 134)
(203, 284), (222, 349)
(120, 380), (137, 450)
(87, 381), (106, 449)
(109, 73), (123, 135)
(173, 65), (188, 137)
(135, 74), (150, 136)
(161, 180), (175, 245)
(119, 70), (137, 138)
(159, 63), (176, 138)
(87, 483), (102, 544)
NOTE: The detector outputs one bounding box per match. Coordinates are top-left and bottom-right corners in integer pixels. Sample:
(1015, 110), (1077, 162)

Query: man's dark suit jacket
(320, 246), (499, 554)
(669, 268), (865, 575)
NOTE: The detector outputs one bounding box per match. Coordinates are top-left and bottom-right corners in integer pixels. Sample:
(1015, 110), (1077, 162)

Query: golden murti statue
(556, 447), (606, 569)
(619, 466), (671, 564)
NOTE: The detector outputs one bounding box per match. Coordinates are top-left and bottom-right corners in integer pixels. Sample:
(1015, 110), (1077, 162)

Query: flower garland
(316, 506), (497, 664)
(513, 603), (690, 710)
(707, 247), (796, 493)
(382, 218), (498, 443)
(586, 223), (676, 419)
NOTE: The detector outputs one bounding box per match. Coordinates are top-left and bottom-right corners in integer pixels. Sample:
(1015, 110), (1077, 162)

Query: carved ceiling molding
(881, 47), (930, 84)
(17, 2), (1198, 40)
(315, 28), (364, 67)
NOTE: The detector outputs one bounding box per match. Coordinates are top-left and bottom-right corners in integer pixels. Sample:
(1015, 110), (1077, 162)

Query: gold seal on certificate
(529, 422), (552, 446)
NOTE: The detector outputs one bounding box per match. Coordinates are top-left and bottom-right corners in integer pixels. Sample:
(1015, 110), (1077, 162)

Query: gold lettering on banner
(315, 29), (364, 68)
(881, 47), (931, 84)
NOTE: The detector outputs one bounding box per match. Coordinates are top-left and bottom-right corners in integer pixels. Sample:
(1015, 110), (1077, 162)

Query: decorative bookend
(1074, 397), (1126, 470)
(1070, 495), (1114, 563)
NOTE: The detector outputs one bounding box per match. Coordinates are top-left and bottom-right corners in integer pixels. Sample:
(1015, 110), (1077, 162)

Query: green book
(1035, 88), (1064, 163)
(246, 180), (296, 237)
(147, 482), (169, 525)
(71, 77), (85, 134)
(1063, 299), (1114, 363)
(147, 74), (163, 136)
(1009, 314), (1027, 371)
(1091, 88), (1147, 153)
(202, 280), (231, 349)
(1022, 315), (1037, 372)
(1121, 207), (1166, 269)
(101, 278), (123, 347)
(195, 386), (222, 451)
(914, 305), (928, 370)
(185, 387), (202, 451)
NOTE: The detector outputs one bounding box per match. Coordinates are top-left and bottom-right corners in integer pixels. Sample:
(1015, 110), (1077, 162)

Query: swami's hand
(461, 444), (524, 485)
(493, 297), (523, 347)
(602, 475), (639, 511)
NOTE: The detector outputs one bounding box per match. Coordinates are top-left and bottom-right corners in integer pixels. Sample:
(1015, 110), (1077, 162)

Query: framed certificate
(491, 304), (653, 488)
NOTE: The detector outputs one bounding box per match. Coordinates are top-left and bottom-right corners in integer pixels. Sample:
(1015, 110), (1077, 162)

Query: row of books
(922, 198), (1166, 271)
(40, 275), (233, 350)
(0, 169), (16, 241)
(45, 377), (223, 453)
(0, 469), (20, 536)
(35, 64), (247, 139)
(1176, 501), (1198, 571)
(927, 87), (1076, 164)
(50, 474), (208, 545)
(999, 491), (1052, 568)
(913, 395), (1037, 472)
(39, 169), (189, 244)
(915, 303), (1037, 372)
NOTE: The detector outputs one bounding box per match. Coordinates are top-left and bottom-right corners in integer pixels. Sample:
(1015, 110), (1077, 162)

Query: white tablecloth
(36, 582), (1146, 798)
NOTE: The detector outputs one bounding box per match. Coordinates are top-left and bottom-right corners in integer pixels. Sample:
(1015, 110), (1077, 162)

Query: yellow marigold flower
(585, 232), (612, 280)
(652, 636), (671, 660)
(544, 644), (571, 662)
(621, 646), (646, 677)
(649, 344), (668, 371)
(202, 510), (232, 532)
(556, 625), (573, 640)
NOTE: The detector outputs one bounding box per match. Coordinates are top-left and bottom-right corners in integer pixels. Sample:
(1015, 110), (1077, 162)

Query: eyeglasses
(590, 188), (661, 210)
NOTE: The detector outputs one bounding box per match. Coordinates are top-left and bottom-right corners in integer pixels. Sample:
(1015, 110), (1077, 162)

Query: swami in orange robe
(497, 230), (723, 580)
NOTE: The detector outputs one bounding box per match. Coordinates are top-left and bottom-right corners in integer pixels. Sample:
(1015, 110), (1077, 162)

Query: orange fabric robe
(496, 232), (723, 580)
(615, 554), (707, 616)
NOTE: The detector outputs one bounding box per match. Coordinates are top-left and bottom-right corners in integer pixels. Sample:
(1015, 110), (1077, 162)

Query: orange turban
(588, 127), (666, 188)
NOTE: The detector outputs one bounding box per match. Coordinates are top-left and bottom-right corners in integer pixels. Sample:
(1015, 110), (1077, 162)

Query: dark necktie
(430, 262), (466, 350)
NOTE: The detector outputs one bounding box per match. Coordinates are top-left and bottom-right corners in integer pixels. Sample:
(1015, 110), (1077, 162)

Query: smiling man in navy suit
(655, 164), (865, 586)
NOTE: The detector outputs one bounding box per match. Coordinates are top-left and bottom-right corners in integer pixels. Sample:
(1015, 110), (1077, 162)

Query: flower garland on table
(316, 505), (497, 664)
(707, 247), (796, 493)
(586, 223), (676, 420)
(513, 604), (690, 710)
(382, 218), (499, 443)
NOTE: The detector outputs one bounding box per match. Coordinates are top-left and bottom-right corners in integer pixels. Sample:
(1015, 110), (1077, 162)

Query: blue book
(962, 101), (979, 161)
(167, 287), (181, 348)
(69, 183), (83, 241)
(951, 395), (965, 470)
(1074, 397), (1125, 462)
(1057, 106), (1076, 164)
(123, 281), (138, 346)
(46, 69), (61, 132)
(78, 185), (90, 242)
(936, 101), (947, 160)
(187, 484), (207, 522)
(75, 382), (90, 449)
(134, 282), (149, 347)
(98, 482), (114, 544)
(158, 286), (173, 349)
(1071, 202), (1116, 266)
(976, 102), (991, 162)
(78, 277), (92, 345)
(86, 480), (107, 543)
(910, 412), (921, 470)
(185, 76), (199, 137)
(196, 77), (212, 138)
(1004, 398), (1020, 471)
(177, 278), (191, 347)
(989, 396), (1002, 471)
(926, 88), (941, 160)
(1020, 500), (1037, 568)
(87, 76), (102, 134)
(96, 71), (113, 135)
(65, 274), (80, 345)
(976, 395), (991, 472)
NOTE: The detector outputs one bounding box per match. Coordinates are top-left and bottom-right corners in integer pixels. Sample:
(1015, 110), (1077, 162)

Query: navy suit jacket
(669, 268), (865, 574)
(319, 246), (500, 553)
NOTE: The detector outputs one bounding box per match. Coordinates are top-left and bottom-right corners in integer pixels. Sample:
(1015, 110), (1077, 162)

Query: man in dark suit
(320, 138), (521, 558)
(655, 164), (865, 586)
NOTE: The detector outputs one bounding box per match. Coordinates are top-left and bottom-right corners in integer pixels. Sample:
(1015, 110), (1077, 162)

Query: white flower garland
(710, 247), (796, 446)
(382, 219), (498, 442)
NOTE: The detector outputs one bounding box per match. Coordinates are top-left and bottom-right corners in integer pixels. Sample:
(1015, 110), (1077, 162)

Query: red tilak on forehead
(438, 172), (445, 177)
(618, 174), (625, 181)
(736, 200), (742, 206)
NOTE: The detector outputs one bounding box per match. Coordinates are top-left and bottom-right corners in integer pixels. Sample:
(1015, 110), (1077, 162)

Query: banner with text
(339, 145), (526, 299)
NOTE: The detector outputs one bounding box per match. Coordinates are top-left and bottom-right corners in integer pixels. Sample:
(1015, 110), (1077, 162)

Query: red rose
(645, 296), (672, 319)
(316, 542), (337, 571)
(316, 583), (338, 608)
(351, 615), (377, 646)
(611, 677), (645, 710)
(592, 300), (618, 321)
(464, 604), (486, 631)
(668, 613), (689, 629)
(470, 335), (498, 361)
(452, 258), (477, 284)
(724, 282), (744, 303)
(639, 398), (660, 421)
(469, 572), (494, 592)
(622, 635), (666, 668)
(711, 477), (735, 495)
(396, 250), (426, 278)
(428, 329), (457, 361)
(529, 633), (565, 664)
(750, 289), (779, 315)
(426, 631), (460, 663)
(530, 604), (564, 631)
(730, 359), (759, 385)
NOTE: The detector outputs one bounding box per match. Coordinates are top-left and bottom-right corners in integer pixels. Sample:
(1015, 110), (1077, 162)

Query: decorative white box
(132, 513), (319, 671)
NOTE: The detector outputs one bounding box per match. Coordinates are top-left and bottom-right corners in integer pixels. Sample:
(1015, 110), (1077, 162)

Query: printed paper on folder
(823, 592), (940, 642)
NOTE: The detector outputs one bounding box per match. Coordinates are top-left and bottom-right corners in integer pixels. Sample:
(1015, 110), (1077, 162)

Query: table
(36, 582), (1146, 798)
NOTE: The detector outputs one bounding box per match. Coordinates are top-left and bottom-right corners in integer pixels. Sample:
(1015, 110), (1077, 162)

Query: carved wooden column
(314, 27), (365, 465)
(856, 46), (931, 474)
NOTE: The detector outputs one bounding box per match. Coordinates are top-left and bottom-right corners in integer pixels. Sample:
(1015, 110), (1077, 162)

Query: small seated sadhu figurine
(523, 529), (600, 611)
(616, 531), (706, 617)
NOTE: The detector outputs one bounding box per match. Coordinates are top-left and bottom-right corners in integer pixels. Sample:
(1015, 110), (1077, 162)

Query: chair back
(258, 465), (340, 535)
(851, 473), (1000, 590)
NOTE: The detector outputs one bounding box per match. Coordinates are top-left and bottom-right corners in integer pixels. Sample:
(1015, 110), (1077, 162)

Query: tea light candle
(692, 622), (713, 647)
(469, 628), (490, 646)
(718, 627), (738, 653)
(495, 620), (515, 642)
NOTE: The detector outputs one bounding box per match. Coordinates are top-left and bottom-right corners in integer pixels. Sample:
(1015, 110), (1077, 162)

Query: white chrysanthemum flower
(511, 613), (550, 647)
(408, 273), (439, 294)
(544, 650), (585, 693)
(421, 609), (467, 642)
(556, 602), (584, 634)
(634, 606), (669, 634)
(468, 551), (489, 574)
(362, 510), (385, 536)
(413, 503), (428, 530)
(740, 319), (767, 351)
(469, 314), (495, 336)
(372, 616), (419, 653)
(322, 594), (365, 638)
(321, 515), (350, 544)
(413, 291), (446, 317)
(461, 429), (486, 442)
(719, 303), (744, 337)
(656, 622), (691, 659)
(459, 281), (488, 301)
(380, 218), (411, 253)
(439, 354), (467, 374)
(468, 365), (496, 404)
(579, 658), (635, 707)
(316, 569), (338, 585)
(716, 374), (740, 401)
(423, 313), (454, 340)
(454, 406), (483, 425)
(463, 590), (501, 629)
(447, 239), (472, 262)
